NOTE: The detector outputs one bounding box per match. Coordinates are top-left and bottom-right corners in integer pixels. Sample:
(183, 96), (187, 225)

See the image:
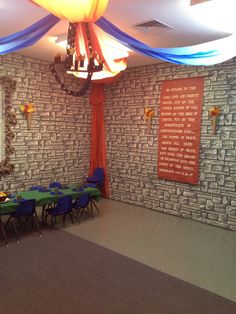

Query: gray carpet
(1, 229), (235, 314)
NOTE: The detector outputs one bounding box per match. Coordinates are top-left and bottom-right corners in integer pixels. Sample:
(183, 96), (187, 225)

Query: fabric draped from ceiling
(1, 14), (236, 66)
(0, 14), (59, 55)
(29, 0), (109, 22)
(95, 17), (236, 66)
(89, 83), (109, 197)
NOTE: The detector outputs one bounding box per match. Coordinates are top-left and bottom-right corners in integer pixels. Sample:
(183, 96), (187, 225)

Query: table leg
(41, 205), (46, 225)
(0, 216), (8, 247)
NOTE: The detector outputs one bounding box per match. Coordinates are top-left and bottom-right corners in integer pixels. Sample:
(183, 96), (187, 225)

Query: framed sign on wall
(157, 77), (204, 184)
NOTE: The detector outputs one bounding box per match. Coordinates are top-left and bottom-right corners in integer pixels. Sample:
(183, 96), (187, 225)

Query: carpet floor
(1, 229), (236, 314)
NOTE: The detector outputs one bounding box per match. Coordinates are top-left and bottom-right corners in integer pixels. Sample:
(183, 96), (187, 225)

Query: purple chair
(44, 195), (74, 230)
(5, 199), (41, 243)
(73, 193), (91, 222)
(86, 167), (104, 190)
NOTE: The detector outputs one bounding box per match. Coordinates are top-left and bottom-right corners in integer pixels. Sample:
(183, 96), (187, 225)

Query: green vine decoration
(0, 76), (17, 176)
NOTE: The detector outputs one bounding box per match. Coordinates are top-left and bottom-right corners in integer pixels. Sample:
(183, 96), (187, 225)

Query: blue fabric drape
(96, 17), (236, 66)
(0, 14), (60, 55)
(1, 12), (236, 66)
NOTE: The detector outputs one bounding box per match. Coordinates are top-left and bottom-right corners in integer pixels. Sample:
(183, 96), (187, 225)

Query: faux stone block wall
(0, 53), (91, 192)
(1, 52), (235, 230)
(104, 59), (236, 230)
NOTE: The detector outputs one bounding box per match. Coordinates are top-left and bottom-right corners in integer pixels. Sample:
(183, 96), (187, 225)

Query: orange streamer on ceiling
(29, 0), (109, 22)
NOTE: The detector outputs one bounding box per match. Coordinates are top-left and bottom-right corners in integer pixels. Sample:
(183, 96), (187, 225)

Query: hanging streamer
(96, 17), (236, 66)
(0, 14), (60, 55)
(1, 12), (236, 66)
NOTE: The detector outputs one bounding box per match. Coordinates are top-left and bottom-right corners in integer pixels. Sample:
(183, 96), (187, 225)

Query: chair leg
(78, 208), (85, 219)
(50, 216), (54, 230)
(41, 205), (45, 225)
(62, 214), (66, 225)
(12, 219), (20, 244)
(23, 217), (29, 229)
(88, 205), (94, 217)
(72, 209), (80, 224)
(31, 216), (34, 229)
(33, 214), (42, 238)
(68, 212), (74, 224)
(90, 199), (100, 214)
(4, 216), (12, 229)
(0, 218), (8, 247)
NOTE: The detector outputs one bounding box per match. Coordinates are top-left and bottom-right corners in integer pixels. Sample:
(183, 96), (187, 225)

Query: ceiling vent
(135, 19), (172, 30)
(191, 0), (212, 5)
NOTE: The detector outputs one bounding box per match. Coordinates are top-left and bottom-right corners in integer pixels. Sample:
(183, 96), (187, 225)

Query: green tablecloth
(0, 187), (101, 215)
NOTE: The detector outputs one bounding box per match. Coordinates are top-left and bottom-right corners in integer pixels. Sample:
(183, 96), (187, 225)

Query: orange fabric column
(89, 83), (109, 197)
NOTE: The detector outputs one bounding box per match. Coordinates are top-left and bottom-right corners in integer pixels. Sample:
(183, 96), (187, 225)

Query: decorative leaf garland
(50, 63), (92, 97)
(0, 76), (17, 176)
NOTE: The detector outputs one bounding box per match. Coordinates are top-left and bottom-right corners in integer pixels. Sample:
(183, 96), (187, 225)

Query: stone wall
(1, 52), (235, 230)
(104, 59), (236, 230)
(0, 53), (91, 192)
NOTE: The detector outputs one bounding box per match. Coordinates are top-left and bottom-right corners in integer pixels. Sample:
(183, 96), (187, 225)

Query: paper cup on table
(26, 112), (32, 130)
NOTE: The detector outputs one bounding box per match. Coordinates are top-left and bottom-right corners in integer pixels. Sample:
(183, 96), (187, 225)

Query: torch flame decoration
(20, 103), (36, 130)
(209, 106), (220, 135)
(144, 106), (155, 131)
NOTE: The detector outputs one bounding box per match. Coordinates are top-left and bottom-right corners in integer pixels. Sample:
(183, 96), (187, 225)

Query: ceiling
(0, 0), (235, 67)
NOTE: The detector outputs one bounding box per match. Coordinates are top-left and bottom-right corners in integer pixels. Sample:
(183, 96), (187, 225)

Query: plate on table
(38, 188), (51, 193)
(12, 198), (26, 203)
(73, 187), (84, 192)
(60, 185), (68, 189)
(29, 185), (43, 191)
(50, 191), (63, 195)
(0, 198), (11, 204)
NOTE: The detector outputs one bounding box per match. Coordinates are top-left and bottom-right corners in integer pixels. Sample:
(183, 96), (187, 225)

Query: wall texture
(0, 53), (91, 192)
(105, 59), (236, 230)
(1, 52), (236, 230)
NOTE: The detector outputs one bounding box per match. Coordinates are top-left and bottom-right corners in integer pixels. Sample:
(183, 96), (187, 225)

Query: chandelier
(32, 0), (129, 96)
(50, 21), (105, 96)
(65, 23), (104, 75)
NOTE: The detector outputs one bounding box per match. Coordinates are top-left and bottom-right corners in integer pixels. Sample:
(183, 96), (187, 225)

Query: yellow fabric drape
(29, 0), (109, 22)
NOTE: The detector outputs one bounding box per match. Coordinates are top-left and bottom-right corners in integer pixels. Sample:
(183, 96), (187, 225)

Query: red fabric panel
(89, 83), (109, 197)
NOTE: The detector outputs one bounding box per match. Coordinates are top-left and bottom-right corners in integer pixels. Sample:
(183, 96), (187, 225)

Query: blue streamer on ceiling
(1, 12), (236, 66)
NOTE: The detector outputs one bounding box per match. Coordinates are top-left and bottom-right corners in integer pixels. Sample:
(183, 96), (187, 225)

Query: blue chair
(5, 199), (41, 243)
(86, 167), (104, 191)
(73, 193), (92, 221)
(44, 195), (74, 230)
(76, 187), (100, 216)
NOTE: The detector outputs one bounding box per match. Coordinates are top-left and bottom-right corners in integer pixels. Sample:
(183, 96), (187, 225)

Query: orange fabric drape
(29, 0), (109, 22)
(89, 83), (109, 197)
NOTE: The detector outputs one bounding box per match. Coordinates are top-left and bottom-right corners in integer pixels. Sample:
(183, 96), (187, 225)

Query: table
(0, 187), (101, 215)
